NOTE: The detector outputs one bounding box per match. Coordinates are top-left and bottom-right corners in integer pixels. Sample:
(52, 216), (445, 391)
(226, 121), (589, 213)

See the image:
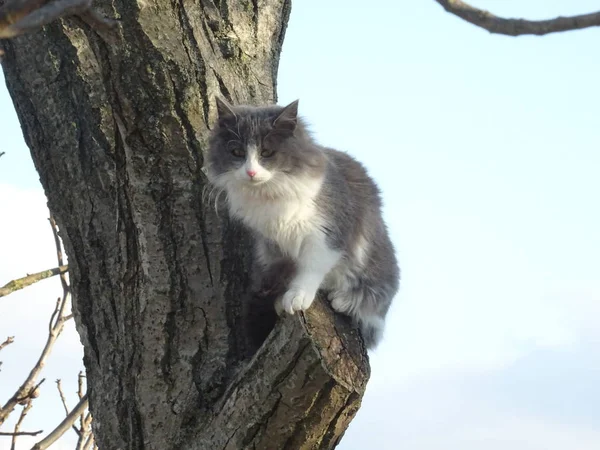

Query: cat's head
(207, 97), (325, 196)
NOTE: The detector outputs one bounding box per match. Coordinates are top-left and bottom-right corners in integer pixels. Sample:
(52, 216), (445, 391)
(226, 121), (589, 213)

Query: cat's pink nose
(246, 169), (257, 178)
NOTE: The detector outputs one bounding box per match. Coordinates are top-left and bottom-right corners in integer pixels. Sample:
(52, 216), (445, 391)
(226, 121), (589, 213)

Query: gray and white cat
(207, 97), (399, 349)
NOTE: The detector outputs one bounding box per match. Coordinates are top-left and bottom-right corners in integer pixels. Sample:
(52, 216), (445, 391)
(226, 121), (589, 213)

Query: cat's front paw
(277, 286), (316, 315)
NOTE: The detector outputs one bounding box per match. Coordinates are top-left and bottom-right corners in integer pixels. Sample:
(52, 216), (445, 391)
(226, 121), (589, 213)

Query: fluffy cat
(206, 97), (399, 349)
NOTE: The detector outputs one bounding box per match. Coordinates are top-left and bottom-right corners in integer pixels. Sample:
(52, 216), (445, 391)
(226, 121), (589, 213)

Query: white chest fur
(226, 189), (322, 259)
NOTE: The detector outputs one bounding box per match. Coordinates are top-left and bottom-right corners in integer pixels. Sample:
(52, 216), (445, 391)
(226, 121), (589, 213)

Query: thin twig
(0, 266), (68, 298)
(31, 394), (88, 450)
(434, 0), (600, 36)
(48, 297), (61, 335)
(0, 215), (76, 433)
(0, 430), (43, 436)
(48, 217), (71, 333)
(55, 380), (70, 415)
(77, 371), (85, 399)
(74, 370), (88, 447)
(0, 336), (14, 352)
(77, 371), (85, 430)
(0, 337), (14, 373)
(10, 399), (34, 450)
(0, 289), (70, 425)
(49, 217), (69, 293)
(55, 379), (81, 437)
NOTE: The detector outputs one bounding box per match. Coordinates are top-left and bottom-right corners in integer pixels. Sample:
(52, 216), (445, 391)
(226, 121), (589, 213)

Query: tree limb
(0, 0), (115, 39)
(31, 394), (89, 450)
(185, 298), (369, 449)
(434, 0), (600, 36)
(0, 265), (68, 298)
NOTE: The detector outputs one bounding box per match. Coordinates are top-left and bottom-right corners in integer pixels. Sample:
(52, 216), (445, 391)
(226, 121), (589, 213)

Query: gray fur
(207, 97), (400, 349)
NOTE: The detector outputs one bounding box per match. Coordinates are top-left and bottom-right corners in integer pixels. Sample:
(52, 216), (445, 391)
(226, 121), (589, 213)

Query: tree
(0, 1), (368, 449)
(1, 1), (598, 448)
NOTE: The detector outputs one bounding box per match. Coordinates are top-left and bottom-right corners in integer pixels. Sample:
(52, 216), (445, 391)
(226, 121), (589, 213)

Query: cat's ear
(215, 96), (236, 120)
(273, 100), (299, 133)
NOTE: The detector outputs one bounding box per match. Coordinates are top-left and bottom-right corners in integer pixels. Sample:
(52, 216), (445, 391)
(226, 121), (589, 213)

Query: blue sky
(1, 1), (599, 448)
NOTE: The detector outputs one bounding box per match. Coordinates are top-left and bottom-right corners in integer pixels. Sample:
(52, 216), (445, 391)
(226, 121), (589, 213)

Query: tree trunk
(0, 1), (369, 448)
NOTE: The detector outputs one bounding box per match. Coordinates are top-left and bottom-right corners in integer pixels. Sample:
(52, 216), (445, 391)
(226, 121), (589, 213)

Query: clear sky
(1, 1), (599, 449)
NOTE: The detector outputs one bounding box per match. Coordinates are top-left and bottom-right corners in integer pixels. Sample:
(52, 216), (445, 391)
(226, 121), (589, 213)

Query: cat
(206, 97), (399, 349)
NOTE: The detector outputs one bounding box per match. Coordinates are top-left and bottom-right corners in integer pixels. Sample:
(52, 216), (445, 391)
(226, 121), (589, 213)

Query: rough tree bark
(0, 1), (369, 449)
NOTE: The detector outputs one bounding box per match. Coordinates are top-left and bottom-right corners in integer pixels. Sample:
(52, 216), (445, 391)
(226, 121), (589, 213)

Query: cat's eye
(230, 147), (245, 158)
(261, 148), (275, 158)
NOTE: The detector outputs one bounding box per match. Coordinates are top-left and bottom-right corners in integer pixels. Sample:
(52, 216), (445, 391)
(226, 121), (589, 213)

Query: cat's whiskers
(202, 179), (228, 218)
(213, 189), (225, 218)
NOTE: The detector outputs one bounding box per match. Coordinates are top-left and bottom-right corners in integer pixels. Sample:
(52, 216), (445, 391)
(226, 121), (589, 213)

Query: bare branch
(56, 379), (82, 437)
(16, 378), (45, 405)
(434, 0), (600, 36)
(76, 371), (86, 434)
(48, 217), (72, 331)
(81, 433), (95, 450)
(48, 217), (69, 293)
(76, 410), (93, 450)
(77, 371), (85, 399)
(0, 216), (73, 425)
(31, 394), (88, 450)
(9, 399), (34, 450)
(0, 291), (70, 424)
(52, 295), (70, 329)
(55, 380), (69, 415)
(0, 430), (43, 436)
(0, 151), (5, 158)
(48, 297), (61, 334)
(0, 266), (68, 298)
(0, 337), (12, 372)
(0, 336), (14, 352)
(0, 0), (116, 39)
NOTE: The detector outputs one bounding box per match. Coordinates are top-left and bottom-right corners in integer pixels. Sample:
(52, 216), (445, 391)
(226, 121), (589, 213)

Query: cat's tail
(358, 315), (385, 350)
(330, 287), (389, 349)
